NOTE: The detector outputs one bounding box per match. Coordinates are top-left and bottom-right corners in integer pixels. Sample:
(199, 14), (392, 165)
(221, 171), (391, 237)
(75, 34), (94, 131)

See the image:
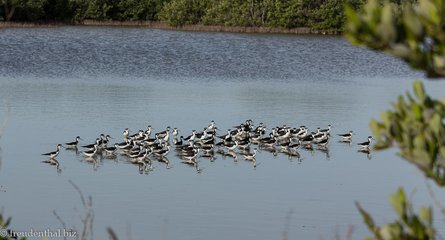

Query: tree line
(1, 0), (415, 32)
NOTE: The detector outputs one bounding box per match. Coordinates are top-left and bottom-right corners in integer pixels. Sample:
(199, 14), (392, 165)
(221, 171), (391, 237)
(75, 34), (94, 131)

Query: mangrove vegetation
(0, 0), (415, 33)
(346, 0), (445, 238)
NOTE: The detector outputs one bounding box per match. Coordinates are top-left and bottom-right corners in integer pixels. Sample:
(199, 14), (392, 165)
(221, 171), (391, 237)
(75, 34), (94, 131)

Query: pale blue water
(0, 27), (444, 240)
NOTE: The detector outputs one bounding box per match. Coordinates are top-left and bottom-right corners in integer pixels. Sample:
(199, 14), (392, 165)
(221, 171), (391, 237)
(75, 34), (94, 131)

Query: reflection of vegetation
(345, 0), (445, 239)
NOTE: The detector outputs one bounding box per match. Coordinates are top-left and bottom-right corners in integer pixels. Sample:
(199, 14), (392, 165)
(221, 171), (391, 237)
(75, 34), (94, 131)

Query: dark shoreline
(0, 20), (339, 35)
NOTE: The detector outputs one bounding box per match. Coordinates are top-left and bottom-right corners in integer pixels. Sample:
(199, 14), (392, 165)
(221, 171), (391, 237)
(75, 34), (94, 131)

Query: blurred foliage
(346, 0), (445, 186)
(0, 212), (12, 232)
(345, 0), (445, 78)
(346, 1), (445, 239)
(356, 188), (435, 240)
(0, 212), (26, 240)
(370, 80), (445, 185)
(346, 0), (445, 187)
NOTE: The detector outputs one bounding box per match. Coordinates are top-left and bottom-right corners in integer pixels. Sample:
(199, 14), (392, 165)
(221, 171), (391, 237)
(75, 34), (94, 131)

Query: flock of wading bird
(41, 120), (374, 173)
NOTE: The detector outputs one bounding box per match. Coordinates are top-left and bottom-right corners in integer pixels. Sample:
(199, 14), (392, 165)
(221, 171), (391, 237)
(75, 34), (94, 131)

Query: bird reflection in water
(41, 158), (62, 174)
(358, 148), (372, 160)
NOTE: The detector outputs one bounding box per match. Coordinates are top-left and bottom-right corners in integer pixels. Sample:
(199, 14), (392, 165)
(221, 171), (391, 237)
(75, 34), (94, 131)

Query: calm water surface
(0, 27), (444, 240)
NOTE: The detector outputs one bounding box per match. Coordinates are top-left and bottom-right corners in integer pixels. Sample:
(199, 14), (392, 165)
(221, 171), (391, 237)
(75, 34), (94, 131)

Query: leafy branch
(345, 0), (445, 78)
(370, 80), (445, 185)
(356, 188), (435, 240)
(345, 1), (445, 239)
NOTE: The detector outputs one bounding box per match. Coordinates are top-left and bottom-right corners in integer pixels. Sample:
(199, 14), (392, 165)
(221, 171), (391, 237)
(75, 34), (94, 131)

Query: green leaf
(389, 188), (407, 217)
(439, 146), (445, 159)
(417, 0), (440, 25)
(413, 80), (426, 101)
(403, 6), (423, 38)
(391, 44), (412, 58)
(377, 3), (396, 44)
(412, 103), (423, 120)
(413, 148), (432, 162)
(363, 0), (379, 24)
(379, 223), (401, 240)
(401, 132), (412, 148)
(414, 135), (426, 149)
(433, 55), (445, 71)
(344, 5), (360, 31)
(407, 92), (416, 104)
(429, 113), (442, 135)
(356, 201), (378, 233)
(380, 111), (391, 126)
(419, 207), (433, 225)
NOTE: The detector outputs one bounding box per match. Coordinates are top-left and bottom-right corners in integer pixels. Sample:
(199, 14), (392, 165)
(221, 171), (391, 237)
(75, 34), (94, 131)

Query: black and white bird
(153, 146), (170, 158)
(82, 144), (98, 158)
(42, 144), (62, 159)
(172, 127), (179, 138)
(217, 129), (232, 141)
(65, 136), (82, 149)
(156, 126), (171, 138)
(99, 134), (112, 148)
(184, 130), (197, 141)
(206, 120), (217, 133)
(320, 125), (332, 135)
(82, 138), (100, 150)
(173, 136), (184, 147)
(260, 133), (276, 146)
(104, 144), (118, 155)
(300, 134), (314, 145)
(116, 139), (132, 150)
(315, 136), (329, 147)
(337, 131), (353, 141)
(123, 128), (130, 139)
(145, 125), (153, 136)
(357, 136), (373, 149)
(224, 141), (238, 151)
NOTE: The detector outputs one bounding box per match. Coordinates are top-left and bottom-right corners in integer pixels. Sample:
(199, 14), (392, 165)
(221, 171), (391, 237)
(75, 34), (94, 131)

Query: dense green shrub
(0, 0), (377, 32)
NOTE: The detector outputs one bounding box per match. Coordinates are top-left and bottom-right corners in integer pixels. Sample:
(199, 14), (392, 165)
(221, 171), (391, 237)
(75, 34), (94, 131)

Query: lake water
(0, 27), (444, 240)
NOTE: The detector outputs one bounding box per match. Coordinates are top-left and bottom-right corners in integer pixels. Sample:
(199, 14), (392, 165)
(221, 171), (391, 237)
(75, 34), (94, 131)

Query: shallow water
(0, 27), (444, 240)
